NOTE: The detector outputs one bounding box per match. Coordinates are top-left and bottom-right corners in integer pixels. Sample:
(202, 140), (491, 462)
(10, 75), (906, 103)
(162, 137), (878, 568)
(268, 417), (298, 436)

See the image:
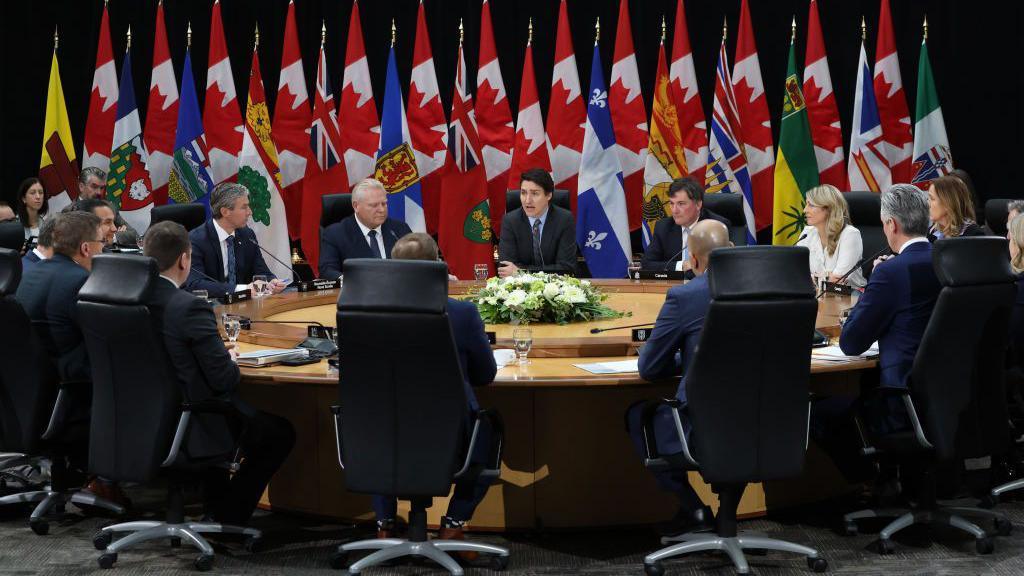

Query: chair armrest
(454, 409), (505, 481)
(161, 410), (192, 467)
(330, 405), (344, 469)
(639, 398), (699, 471)
(855, 387), (933, 456)
(161, 399), (248, 468)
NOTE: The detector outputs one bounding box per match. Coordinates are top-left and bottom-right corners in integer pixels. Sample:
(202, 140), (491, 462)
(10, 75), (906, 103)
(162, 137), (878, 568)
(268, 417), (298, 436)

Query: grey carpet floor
(2, 485), (1024, 575)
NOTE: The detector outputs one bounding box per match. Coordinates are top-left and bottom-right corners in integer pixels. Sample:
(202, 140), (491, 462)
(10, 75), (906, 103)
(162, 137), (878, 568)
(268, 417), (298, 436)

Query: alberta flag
(168, 50), (214, 215)
(577, 44), (630, 279)
(108, 50), (154, 233)
(911, 35), (952, 186)
(374, 45), (425, 233)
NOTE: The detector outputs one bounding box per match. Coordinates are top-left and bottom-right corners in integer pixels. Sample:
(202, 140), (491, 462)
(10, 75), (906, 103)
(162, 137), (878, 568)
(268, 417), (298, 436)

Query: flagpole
(790, 16), (796, 44)
(595, 17), (600, 45)
(459, 18), (464, 47)
(861, 16), (866, 42)
(126, 24), (131, 52)
(254, 22), (260, 51)
(923, 14), (929, 42)
(528, 17), (533, 47)
(660, 15), (666, 45)
(722, 16), (727, 43)
(391, 19), (396, 47)
(321, 20), (326, 47)
(187, 21), (192, 48)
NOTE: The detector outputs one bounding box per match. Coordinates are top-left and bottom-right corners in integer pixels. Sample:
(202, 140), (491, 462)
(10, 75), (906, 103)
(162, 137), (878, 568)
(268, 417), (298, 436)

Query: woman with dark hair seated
(15, 177), (49, 243)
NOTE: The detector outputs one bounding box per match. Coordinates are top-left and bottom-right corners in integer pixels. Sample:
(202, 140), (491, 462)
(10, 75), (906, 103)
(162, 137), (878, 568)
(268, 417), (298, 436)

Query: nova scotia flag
(577, 44), (631, 279)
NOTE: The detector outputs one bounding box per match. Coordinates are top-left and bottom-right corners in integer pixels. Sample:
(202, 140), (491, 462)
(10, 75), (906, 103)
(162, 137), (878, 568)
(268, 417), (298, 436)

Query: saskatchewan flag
(911, 36), (952, 186)
(772, 39), (819, 245)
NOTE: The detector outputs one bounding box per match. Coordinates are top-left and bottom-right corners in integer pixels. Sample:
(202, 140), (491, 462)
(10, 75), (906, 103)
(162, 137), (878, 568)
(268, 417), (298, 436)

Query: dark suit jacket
(15, 254), (91, 383)
(447, 298), (497, 411)
(641, 209), (731, 272)
(318, 216), (412, 279)
(184, 220), (273, 295)
(928, 221), (986, 242)
(840, 241), (941, 389)
(498, 206), (577, 274)
(21, 250), (42, 271)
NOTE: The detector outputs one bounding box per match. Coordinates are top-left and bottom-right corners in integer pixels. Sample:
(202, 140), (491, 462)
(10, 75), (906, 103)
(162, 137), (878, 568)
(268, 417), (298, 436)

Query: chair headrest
(78, 254), (158, 305)
(0, 247), (22, 296)
(150, 203), (206, 231)
(338, 259), (448, 314)
(321, 194), (354, 228)
(708, 246), (815, 300)
(702, 193), (743, 225)
(845, 191), (882, 228)
(985, 198), (1012, 237)
(933, 237), (1015, 287)
(0, 220), (24, 251)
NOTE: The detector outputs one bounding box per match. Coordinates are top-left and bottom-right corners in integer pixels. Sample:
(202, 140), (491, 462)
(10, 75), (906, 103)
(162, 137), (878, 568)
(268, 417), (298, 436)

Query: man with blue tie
(184, 182), (287, 296)
(318, 178), (413, 279)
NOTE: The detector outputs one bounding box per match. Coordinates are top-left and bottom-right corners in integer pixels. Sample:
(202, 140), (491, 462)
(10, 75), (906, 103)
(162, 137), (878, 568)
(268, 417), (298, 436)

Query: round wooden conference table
(221, 280), (873, 531)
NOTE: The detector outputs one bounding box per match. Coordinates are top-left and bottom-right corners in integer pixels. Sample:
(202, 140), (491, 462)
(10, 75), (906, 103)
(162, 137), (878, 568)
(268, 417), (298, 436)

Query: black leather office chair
(331, 259), (509, 574)
(639, 246), (826, 575)
(321, 193), (354, 229)
(702, 193), (750, 247)
(842, 238), (1017, 555)
(77, 255), (261, 570)
(505, 189), (571, 213)
(0, 249), (125, 534)
(0, 220), (25, 251)
(984, 198), (1012, 238)
(149, 204), (207, 232)
(845, 191), (886, 279)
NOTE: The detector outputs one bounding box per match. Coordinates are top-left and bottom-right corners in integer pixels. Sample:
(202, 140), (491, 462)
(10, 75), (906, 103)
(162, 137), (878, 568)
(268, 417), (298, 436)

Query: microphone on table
(245, 235), (302, 283)
(815, 245), (891, 299)
(590, 323), (655, 334)
(662, 249), (685, 271)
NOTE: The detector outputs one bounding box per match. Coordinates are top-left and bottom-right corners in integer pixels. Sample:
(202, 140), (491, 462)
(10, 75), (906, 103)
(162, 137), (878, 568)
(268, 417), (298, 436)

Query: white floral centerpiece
(470, 273), (628, 325)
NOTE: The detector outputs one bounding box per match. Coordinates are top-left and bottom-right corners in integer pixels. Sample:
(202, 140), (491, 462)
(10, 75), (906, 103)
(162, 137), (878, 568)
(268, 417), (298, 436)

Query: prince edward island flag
(772, 38), (818, 246)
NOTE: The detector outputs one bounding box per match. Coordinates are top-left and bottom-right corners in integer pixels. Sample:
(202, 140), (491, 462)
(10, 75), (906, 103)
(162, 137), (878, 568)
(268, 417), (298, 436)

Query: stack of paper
(812, 343), (879, 362)
(573, 359), (639, 375)
(237, 348), (309, 367)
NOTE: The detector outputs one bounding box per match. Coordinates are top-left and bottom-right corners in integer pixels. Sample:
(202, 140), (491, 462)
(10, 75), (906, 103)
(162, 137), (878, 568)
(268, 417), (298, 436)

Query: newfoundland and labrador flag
(168, 50), (214, 215)
(577, 44), (630, 279)
(374, 45), (425, 233)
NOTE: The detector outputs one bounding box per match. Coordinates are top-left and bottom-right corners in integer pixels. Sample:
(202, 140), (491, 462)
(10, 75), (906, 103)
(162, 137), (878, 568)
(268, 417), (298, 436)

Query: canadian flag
(545, 0), (585, 213)
(143, 0), (179, 206)
(82, 1), (117, 173)
(508, 26), (551, 190)
(609, 0), (648, 231)
(204, 0), (243, 185)
(475, 0), (514, 236)
(272, 0), (313, 238)
(732, 0), (774, 232)
(874, 0), (913, 184)
(338, 0), (379, 189)
(669, 0), (707, 183)
(803, 0), (846, 189)
(407, 0), (448, 235)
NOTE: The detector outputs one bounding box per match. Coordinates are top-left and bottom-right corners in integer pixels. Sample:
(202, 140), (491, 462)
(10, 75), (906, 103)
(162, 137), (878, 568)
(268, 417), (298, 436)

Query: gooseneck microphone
(590, 323), (655, 334)
(662, 249), (685, 271)
(245, 235), (304, 282)
(816, 244), (891, 299)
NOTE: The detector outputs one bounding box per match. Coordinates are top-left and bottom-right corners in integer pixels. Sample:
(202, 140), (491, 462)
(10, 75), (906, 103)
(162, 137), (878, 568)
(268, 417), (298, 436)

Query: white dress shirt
(796, 225), (866, 288)
(354, 217), (387, 258)
(527, 208), (549, 243)
(897, 236), (929, 254)
(212, 219), (248, 291)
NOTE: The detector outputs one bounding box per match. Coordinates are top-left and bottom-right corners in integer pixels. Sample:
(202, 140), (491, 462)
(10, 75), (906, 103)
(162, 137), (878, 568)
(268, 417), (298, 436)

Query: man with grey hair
(318, 177), (412, 279)
(1008, 200), (1024, 231)
(184, 182), (285, 296)
(76, 167), (137, 238)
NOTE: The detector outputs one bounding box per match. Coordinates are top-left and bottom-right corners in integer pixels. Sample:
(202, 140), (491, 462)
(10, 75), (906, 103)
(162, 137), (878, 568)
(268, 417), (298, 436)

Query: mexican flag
(238, 48), (291, 281)
(911, 37), (952, 186)
(772, 39), (819, 245)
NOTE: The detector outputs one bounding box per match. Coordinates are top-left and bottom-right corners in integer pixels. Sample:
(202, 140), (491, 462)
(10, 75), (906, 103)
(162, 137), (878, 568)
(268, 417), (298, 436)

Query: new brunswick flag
(39, 44), (78, 214)
(772, 38), (818, 245)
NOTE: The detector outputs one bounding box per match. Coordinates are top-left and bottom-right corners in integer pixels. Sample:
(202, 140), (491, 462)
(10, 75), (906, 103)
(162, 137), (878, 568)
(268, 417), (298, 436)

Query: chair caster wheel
(995, 517), (1013, 536)
(877, 539), (895, 555)
(98, 552), (117, 569)
(644, 561), (665, 576)
(93, 531), (112, 550)
(329, 551), (349, 570)
(842, 521), (858, 536)
(30, 520), (49, 535)
(808, 557), (828, 572)
(490, 555), (509, 571)
(194, 553), (214, 571)
(244, 535), (263, 553)
(976, 537), (995, 555)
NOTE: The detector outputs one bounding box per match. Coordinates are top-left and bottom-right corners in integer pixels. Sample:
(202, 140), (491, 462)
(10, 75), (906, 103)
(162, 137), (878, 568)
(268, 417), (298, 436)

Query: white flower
(485, 297), (498, 306)
(543, 283), (560, 299)
(504, 289), (528, 307)
(562, 286), (587, 304)
(517, 274), (537, 284)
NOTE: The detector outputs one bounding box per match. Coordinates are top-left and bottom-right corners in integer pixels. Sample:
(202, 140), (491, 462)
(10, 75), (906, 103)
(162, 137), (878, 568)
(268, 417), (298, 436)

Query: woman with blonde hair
(798, 184), (866, 288)
(928, 175), (984, 239)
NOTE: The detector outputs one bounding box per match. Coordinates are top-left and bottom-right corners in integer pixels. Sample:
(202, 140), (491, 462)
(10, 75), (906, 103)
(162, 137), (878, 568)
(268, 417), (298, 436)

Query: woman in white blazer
(797, 184), (866, 288)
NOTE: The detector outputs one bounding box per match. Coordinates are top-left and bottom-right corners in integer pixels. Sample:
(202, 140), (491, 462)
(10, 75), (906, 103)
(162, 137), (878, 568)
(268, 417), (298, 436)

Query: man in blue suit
(626, 220), (733, 536)
(184, 182), (286, 296)
(318, 178), (413, 279)
(641, 177), (731, 274)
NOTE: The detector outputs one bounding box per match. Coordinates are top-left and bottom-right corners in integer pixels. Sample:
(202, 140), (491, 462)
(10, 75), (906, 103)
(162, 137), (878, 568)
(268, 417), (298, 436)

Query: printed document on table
(573, 359), (640, 374)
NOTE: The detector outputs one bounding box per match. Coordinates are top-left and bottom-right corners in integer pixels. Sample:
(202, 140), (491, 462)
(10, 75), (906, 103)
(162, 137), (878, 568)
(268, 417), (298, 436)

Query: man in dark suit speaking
(318, 178), (413, 279)
(144, 221), (295, 525)
(641, 176), (731, 274)
(497, 168), (577, 277)
(184, 182), (286, 296)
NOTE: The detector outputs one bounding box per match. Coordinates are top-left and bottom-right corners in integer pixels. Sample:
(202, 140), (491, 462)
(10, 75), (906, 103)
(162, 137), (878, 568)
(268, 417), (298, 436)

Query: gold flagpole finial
(321, 21), (327, 47)
(923, 14), (929, 41)
(861, 16), (866, 41)
(595, 17), (600, 44)
(126, 24), (132, 51)
(791, 15), (796, 43)
(722, 16), (728, 42)
(391, 19), (396, 47)
(254, 22), (260, 50)
(459, 19), (464, 47)
(53, 26), (58, 50)
(187, 22), (192, 48)
(528, 17), (533, 47)
(661, 15), (666, 44)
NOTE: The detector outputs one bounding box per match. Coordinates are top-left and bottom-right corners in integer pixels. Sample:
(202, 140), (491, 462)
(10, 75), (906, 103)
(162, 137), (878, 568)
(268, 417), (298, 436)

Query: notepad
(237, 348), (309, 367)
(812, 342), (879, 362)
(573, 359), (639, 374)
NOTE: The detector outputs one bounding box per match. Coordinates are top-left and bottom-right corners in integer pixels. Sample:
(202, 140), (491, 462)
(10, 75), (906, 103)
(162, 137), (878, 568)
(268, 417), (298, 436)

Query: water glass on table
(627, 259), (642, 282)
(252, 275), (269, 297)
(474, 263), (489, 281)
(512, 327), (533, 366)
(222, 314), (241, 343)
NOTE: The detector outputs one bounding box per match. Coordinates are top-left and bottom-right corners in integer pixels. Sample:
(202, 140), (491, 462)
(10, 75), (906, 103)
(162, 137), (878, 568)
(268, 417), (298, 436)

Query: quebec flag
(577, 45), (631, 279)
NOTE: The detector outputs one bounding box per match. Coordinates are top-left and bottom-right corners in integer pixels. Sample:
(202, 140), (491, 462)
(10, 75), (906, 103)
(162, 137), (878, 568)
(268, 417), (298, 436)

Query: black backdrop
(4, 0), (1022, 211)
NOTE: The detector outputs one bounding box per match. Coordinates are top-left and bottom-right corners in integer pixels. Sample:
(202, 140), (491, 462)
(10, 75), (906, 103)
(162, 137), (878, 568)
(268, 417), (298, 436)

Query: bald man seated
(625, 220), (733, 537)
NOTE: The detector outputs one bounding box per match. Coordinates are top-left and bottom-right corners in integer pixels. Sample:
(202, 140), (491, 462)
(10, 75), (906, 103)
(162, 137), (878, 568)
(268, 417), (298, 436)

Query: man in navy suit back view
(318, 178), (413, 279)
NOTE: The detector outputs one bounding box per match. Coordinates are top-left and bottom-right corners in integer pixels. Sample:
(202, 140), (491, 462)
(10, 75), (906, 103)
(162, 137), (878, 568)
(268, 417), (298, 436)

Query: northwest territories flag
(373, 45), (425, 233)
(108, 50), (154, 233)
(168, 50), (214, 215)
(577, 44), (631, 279)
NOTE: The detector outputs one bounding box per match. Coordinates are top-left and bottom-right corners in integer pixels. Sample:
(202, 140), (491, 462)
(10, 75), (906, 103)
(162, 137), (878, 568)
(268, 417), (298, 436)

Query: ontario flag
(546, 0), (585, 212)
(911, 25), (953, 186)
(874, 0), (913, 184)
(439, 40), (492, 281)
(108, 48), (155, 233)
(302, 32), (348, 277)
(609, 0), (648, 231)
(82, 1), (117, 172)
(669, 0), (708, 185)
(508, 23), (551, 190)
(476, 0), (514, 236)
(848, 37), (890, 193)
(339, 0), (379, 189)
(143, 1), (179, 207)
(168, 49), (214, 213)
(39, 39), (79, 215)
(204, 0), (243, 185)
(272, 0), (313, 238)
(733, 0), (774, 233)
(407, 0), (448, 235)
(803, 0), (846, 189)
(239, 46), (291, 281)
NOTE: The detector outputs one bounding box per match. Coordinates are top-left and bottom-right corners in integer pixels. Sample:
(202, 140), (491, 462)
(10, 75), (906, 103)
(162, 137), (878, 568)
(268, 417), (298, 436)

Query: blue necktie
(532, 219), (542, 266)
(368, 230), (382, 258)
(226, 235), (236, 286)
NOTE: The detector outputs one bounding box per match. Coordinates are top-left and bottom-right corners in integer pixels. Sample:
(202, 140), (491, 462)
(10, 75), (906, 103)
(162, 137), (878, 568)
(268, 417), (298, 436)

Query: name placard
(632, 328), (652, 342)
(821, 281), (854, 296)
(220, 289), (251, 304)
(636, 270), (686, 281)
(297, 278), (341, 292)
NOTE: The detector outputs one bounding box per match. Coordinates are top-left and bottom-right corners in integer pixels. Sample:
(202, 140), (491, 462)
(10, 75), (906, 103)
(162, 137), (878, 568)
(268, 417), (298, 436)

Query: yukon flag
(476, 0), (515, 236)
(338, 0), (379, 188)
(273, 0), (313, 237)
(144, 0), (179, 206)
(407, 0), (448, 234)
(911, 20), (952, 186)
(848, 30), (890, 193)
(609, 0), (648, 231)
(107, 42), (155, 233)
(546, 0), (585, 211)
(874, 0), (914, 184)
(205, 0), (243, 184)
(39, 33), (79, 215)
(642, 27), (688, 247)
(82, 1), (117, 172)
(238, 40), (291, 281)
(508, 20), (551, 190)
(578, 34), (631, 279)
(733, 0), (774, 232)
(772, 27), (819, 246)
(167, 47), (215, 212)
(669, 0), (708, 184)
(803, 0), (845, 189)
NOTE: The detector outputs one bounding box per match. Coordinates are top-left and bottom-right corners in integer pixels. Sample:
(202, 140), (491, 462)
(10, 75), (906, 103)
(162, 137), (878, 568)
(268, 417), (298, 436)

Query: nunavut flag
(39, 39), (79, 215)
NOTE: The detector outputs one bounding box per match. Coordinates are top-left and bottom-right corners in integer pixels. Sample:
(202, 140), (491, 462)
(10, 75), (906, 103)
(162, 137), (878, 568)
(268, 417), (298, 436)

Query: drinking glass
(223, 316), (241, 343)
(252, 275), (268, 297)
(627, 259), (642, 282)
(474, 264), (489, 281)
(512, 328), (533, 366)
